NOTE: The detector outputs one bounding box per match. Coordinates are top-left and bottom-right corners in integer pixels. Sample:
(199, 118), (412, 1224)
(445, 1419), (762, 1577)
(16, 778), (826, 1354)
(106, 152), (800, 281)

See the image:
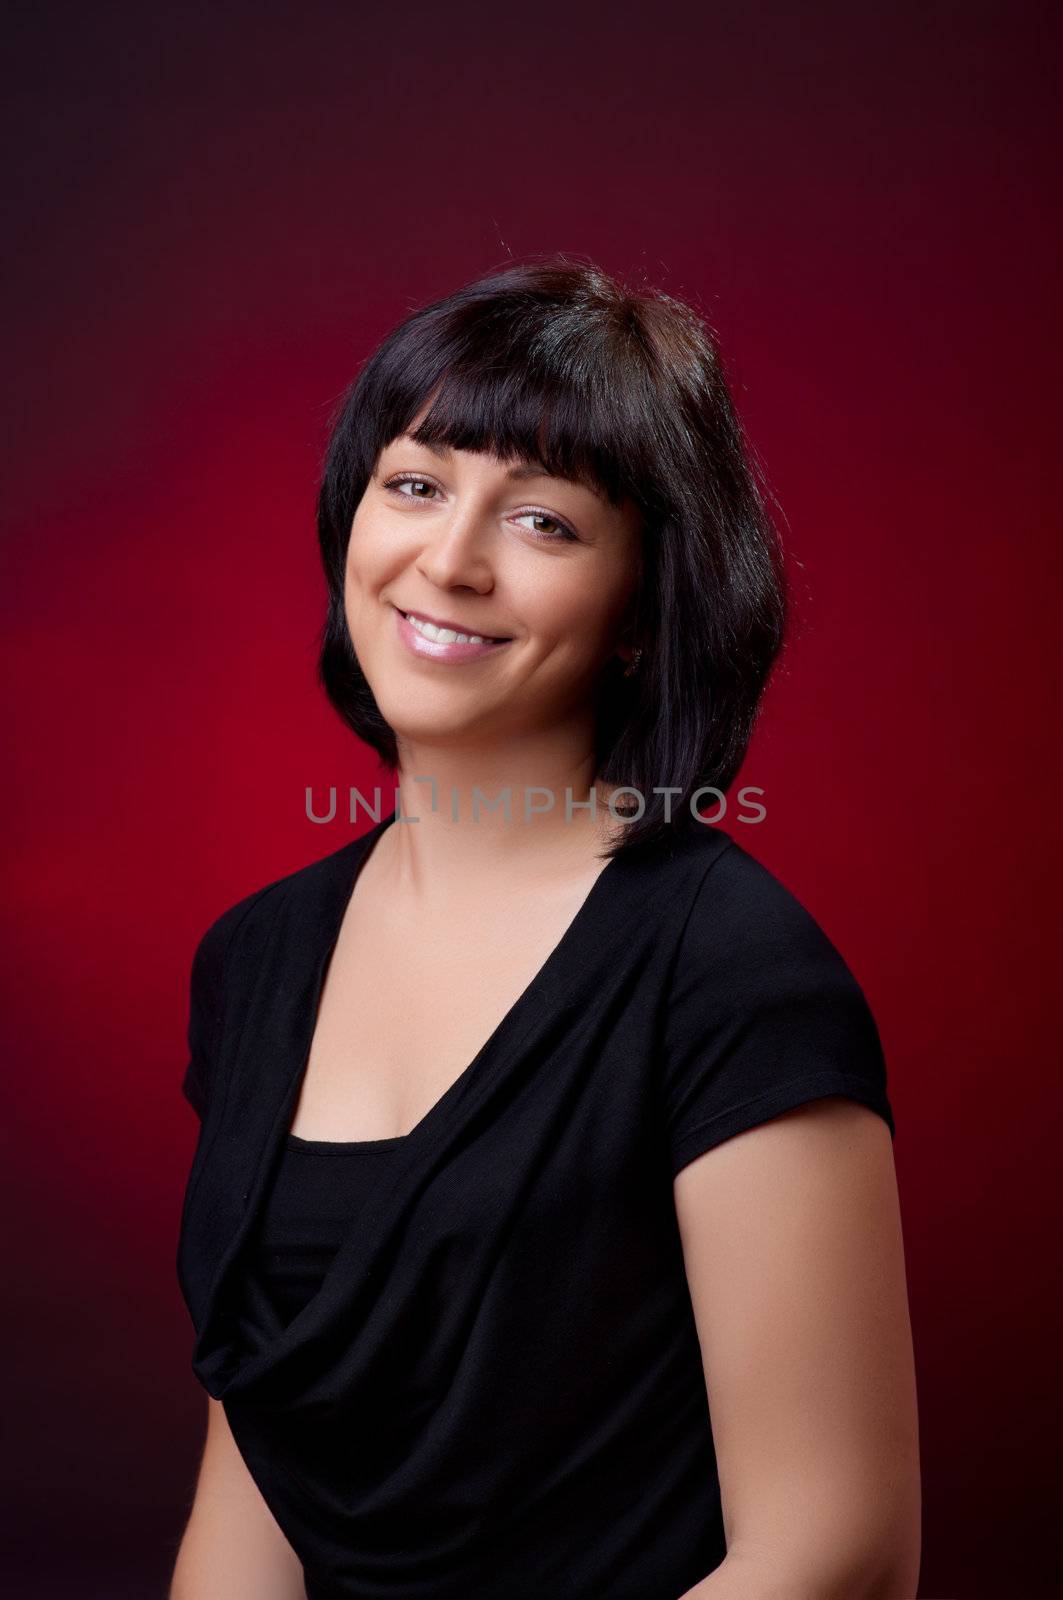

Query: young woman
(172, 257), (920, 1600)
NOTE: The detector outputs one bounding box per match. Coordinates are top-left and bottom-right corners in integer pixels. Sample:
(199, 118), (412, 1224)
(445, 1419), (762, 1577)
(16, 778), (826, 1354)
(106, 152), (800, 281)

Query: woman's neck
(374, 741), (628, 896)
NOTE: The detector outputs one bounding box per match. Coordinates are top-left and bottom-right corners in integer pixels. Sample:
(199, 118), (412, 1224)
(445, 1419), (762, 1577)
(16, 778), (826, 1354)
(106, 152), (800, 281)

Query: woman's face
(344, 429), (644, 752)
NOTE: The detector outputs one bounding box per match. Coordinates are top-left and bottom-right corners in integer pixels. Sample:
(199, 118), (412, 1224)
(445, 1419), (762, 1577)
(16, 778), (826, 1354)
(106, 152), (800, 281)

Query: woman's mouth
(394, 606), (513, 663)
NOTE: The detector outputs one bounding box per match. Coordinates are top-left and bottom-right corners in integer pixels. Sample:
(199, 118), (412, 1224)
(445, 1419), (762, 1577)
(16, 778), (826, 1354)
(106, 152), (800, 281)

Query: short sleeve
(181, 914), (231, 1121)
(660, 842), (895, 1179)
(180, 879), (281, 1121)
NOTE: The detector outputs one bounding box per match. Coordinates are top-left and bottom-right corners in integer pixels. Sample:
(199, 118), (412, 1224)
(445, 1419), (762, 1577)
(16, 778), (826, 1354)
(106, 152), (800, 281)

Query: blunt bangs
(315, 256), (788, 858)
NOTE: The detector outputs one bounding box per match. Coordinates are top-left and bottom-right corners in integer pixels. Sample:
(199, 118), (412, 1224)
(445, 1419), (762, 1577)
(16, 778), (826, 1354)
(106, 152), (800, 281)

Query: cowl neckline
(188, 811), (690, 1404)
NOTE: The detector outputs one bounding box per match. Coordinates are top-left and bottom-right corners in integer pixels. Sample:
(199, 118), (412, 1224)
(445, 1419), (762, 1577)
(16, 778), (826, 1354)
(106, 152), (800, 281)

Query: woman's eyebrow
(395, 437), (601, 497)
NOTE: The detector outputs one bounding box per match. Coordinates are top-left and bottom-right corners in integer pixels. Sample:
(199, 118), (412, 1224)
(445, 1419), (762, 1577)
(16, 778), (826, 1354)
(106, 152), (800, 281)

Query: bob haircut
(316, 254), (788, 858)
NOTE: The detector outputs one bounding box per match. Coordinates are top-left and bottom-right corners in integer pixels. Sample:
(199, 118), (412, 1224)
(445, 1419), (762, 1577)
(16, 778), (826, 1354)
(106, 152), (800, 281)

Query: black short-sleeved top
(176, 812), (895, 1600)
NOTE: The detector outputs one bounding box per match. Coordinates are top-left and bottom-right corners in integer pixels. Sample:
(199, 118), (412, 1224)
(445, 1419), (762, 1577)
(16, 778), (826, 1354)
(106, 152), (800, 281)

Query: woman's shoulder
(656, 827), (895, 1172)
(181, 834), (368, 1121)
(189, 831), (369, 987)
(668, 824), (875, 1002)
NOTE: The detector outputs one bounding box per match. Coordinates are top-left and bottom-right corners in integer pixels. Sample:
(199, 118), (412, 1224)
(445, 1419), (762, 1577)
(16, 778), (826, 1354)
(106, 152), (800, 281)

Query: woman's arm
(673, 1096), (921, 1600)
(170, 1396), (307, 1600)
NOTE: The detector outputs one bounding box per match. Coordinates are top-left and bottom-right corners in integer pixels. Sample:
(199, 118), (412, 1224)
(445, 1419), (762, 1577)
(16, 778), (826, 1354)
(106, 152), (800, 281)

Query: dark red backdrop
(3, 3), (1059, 1596)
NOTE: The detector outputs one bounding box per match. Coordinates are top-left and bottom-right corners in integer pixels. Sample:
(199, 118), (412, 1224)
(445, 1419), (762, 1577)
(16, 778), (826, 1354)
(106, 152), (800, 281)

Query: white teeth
(406, 613), (496, 646)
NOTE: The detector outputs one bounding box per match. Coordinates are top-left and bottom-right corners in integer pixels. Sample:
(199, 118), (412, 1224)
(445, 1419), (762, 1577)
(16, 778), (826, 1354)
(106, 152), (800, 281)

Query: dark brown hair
(315, 254), (788, 857)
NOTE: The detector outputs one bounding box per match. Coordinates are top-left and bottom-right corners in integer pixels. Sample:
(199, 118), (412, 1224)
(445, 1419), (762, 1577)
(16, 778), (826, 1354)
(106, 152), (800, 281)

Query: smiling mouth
(397, 608), (512, 645)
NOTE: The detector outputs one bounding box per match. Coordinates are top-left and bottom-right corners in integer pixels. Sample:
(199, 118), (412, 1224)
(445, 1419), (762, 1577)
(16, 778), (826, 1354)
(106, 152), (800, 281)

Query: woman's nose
(414, 500), (496, 590)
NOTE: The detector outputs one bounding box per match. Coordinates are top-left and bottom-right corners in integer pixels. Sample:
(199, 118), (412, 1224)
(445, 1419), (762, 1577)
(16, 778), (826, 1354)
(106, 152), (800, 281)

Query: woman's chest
(180, 866), (689, 1364)
(289, 875), (622, 1144)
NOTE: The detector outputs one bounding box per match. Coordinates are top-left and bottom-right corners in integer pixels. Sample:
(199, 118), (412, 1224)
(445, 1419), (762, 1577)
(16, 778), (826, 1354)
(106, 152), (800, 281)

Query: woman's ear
(613, 584), (644, 671)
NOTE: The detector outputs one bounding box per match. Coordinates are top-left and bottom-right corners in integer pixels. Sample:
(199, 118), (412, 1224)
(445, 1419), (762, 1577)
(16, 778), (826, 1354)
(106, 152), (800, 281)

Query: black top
(176, 812), (895, 1600)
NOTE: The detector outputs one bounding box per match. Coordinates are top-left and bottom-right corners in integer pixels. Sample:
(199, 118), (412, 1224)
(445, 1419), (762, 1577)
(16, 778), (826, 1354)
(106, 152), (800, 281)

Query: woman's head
(316, 255), (787, 855)
(344, 422), (644, 769)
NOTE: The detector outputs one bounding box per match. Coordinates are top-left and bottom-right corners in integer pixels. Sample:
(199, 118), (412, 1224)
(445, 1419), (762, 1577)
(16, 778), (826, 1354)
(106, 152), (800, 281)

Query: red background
(3, 3), (1060, 1595)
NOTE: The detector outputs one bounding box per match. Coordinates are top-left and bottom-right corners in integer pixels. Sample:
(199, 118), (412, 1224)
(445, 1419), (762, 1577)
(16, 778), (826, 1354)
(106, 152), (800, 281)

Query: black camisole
(236, 1133), (403, 1336)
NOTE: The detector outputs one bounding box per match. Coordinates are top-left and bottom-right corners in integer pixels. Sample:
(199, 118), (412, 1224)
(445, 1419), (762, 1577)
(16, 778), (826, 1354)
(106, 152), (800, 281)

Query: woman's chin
(375, 699), (504, 750)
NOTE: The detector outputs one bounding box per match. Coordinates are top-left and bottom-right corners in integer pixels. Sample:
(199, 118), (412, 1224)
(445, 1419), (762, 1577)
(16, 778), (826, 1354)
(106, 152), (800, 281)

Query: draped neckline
(201, 808), (644, 1396)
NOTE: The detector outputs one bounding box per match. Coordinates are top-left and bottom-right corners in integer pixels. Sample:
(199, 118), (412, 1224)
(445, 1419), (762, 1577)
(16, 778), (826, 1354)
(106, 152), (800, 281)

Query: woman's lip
(394, 606), (513, 663)
(397, 606), (511, 641)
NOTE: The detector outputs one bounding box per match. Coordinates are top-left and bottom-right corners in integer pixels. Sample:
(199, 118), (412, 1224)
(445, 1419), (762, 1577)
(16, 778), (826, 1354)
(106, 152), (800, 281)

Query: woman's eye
(513, 511), (579, 543)
(382, 476), (577, 542)
(384, 475), (439, 500)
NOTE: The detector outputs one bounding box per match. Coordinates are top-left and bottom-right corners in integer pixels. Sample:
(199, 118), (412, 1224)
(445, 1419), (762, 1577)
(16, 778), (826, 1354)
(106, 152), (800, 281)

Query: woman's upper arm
(170, 1397), (306, 1600)
(673, 1096), (921, 1599)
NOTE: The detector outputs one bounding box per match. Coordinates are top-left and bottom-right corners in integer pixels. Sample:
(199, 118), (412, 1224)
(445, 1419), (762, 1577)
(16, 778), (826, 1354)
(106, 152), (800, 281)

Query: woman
(172, 258), (920, 1600)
